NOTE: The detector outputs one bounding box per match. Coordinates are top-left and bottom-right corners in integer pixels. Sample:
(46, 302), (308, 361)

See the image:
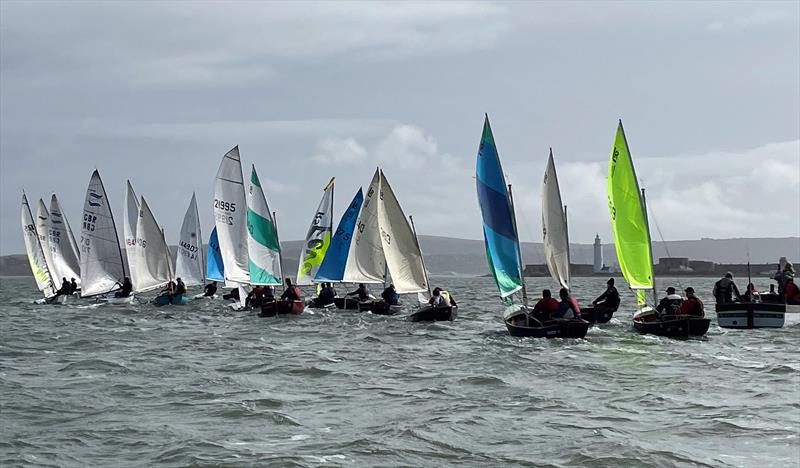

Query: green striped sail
(607, 121), (653, 304)
(246, 165), (282, 285)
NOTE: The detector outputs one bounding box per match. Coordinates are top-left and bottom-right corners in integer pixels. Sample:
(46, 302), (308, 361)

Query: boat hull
(633, 312), (710, 337)
(504, 309), (589, 338)
(260, 300), (305, 317)
(366, 300), (402, 315)
(154, 293), (188, 306)
(334, 297), (361, 310)
(715, 302), (800, 329)
(96, 294), (134, 304)
(409, 305), (457, 322)
(579, 306), (616, 324)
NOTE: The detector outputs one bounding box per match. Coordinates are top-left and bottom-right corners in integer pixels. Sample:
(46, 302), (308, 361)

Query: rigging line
(646, 196), (685, 292)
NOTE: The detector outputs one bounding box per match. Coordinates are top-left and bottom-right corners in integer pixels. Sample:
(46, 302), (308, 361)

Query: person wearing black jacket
(591, 278), (620, 312)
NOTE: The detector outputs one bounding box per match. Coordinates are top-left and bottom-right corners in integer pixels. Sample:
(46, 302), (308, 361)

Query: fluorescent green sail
(607, 121), (653, 291)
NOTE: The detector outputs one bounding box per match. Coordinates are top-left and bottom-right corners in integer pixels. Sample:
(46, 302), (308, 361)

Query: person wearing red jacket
(676, 287), (704, 317)
(530, 289), (559, 322)
(783, 279), (800, 305)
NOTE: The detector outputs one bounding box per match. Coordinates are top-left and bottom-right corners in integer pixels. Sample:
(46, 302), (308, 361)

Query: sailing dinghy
(297, 178), (336, 309)
(476, 116), (588, 338)
(315, 188), (365, 310)
(607, 121), (709, 337)
(48, 194), (82, 292)
(80, 170), (129, 303)
(21, 192), (61, 303)
(175, 193), (205, 288)
(130, 196), (182, 305)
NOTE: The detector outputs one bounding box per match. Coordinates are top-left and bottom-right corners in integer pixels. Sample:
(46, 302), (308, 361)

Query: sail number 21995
(214, 199), (236, 212)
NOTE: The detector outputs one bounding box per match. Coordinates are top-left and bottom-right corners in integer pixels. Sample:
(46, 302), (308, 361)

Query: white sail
(541, 150), (570, 289)
(21, 193), (56, 297)
(214, 146), (249, 285)
(296, 178), (334, 285)
(79, 170), (126, 297)
(246, 165), (282, 285)
(132, 196), (172, 292)
(376, 170), (428, 294)
(175, 193), (204, 286)
(49, 194), (81, 287)
(343, 168), (386, 284)
(35, 199), (60, 287)
(123, 180), (140, 278)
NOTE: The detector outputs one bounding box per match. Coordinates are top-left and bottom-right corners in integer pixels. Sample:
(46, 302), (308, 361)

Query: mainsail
(315, 188), (363, 283)
(376, 170), (428, 294)
(343, 169), (386, 284)
(123, 180), (140, 276)
(175, 193), (204, 286)
(475, 115), (524, 298)
(79, 170), (126, 297)
(213, 146), (249, 285)
(21, 192), (56, 297)
(541, 150), (570, 289)
(205, 227), (224, 281)
(49, 194), (81, 287)
(132, 196), (172, 292)
(296, 178), (335, 285)
(246, 165), (282, 285)
(607, 120), (654, 305)
(35, 199), (59, 286)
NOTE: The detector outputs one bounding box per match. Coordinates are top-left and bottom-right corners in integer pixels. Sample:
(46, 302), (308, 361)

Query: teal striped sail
(475, 115), (523, 298)
(246, 165), (282, 285)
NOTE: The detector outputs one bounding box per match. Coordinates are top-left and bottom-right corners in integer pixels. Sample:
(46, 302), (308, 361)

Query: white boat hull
(716, 303), (800, 329)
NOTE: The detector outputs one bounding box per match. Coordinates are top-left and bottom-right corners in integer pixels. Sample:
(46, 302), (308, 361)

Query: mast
(409, 214), (432, 296)
(640, 188), (657, 306)
(564, 204), (571, 291)
(507, 183), (529, 307)
(273, 210), (285, 292)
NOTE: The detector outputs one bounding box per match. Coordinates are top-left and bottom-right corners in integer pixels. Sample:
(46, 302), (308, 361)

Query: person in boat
(160, 280), (176, 298)
(428, 287), (457, 308)
(712, 272), (741, 304)
(54, 277), (71, 297)
(676, 287), (704, 317)
(347, 283), (371, 301)
(783, 278), (800, 305)
(175, 277), (186, 296)
(315, 282), (335, 306)
(381, 284), (400, 305)
(741, 283), (760, 303)
(203, 281), (217, 297)
(263, 285), (276, 303)
(772, 260), (795, 295)
(222, 287), (239, 301)
(281, 278), (302, 302)
(114, 277), (133, 298)
(656, 287), (683, 315)
(69, 278), (78, 294)
(591, 278), (621, 312)
(552, 288), (580, 319)
(531, 289), (559, 322)
(246, 285), (264, 308)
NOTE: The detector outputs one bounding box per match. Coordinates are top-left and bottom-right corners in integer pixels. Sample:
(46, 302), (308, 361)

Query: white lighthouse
(593, 234), (603, 273)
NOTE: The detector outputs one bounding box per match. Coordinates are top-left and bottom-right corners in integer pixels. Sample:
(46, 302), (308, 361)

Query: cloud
(312, 136), (368, 165)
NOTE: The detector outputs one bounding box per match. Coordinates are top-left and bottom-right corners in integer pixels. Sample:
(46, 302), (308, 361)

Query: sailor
(381, 284), (400, 305)
(263, 285), (276, 302)
(712, 272), (740, 304)
(772, 260), (795, 294)
(783, 278), (800, 305)
(160, 280), (176, 297)
(175, 277), (186, 296)
(531, 289), (559, 321)
(222, 287), (239, 301)
(656, 287), (683, 315)
(347, 283), (370, 301)
(69, 278), (78, 294)
(676, 287), (704, 317)
(428, 287), (457, 307)
(281, 278), (302, 301)
(315, 282), (335, 306)
(741, 283), (759, 303)
(114, 277), (133, 298)
(203, 281), (218, 297)
(246, 286), (264, 308)
(552, 288), (579, 319)
(591, 278), (621, 312)
(54, 277), (71, 296)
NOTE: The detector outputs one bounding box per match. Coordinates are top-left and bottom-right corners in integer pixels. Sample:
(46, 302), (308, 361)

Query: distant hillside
(2, 236), (797, 277)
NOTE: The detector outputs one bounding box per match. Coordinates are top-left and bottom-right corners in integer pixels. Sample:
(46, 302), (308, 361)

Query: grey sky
(1, 1), (798, 255)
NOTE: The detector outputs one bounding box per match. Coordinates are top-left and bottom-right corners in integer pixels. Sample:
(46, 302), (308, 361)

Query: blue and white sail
(205, 227), (225, 282)
(475, 115), (524, 299)
(315, 188), (364, 282)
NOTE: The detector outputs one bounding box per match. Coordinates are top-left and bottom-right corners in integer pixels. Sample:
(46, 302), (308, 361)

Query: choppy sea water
(1, 275), (798, 467)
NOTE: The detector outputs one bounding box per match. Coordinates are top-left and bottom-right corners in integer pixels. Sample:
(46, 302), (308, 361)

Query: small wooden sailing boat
(607, 121), (710, 337)
(21, 192), (62, 304)
(475, 116), (588, 338)
(297, 178), (335, 308)
(48, 194), (82, 293)
(132, 196), (181, 305)
(316, 188), (364, 310)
